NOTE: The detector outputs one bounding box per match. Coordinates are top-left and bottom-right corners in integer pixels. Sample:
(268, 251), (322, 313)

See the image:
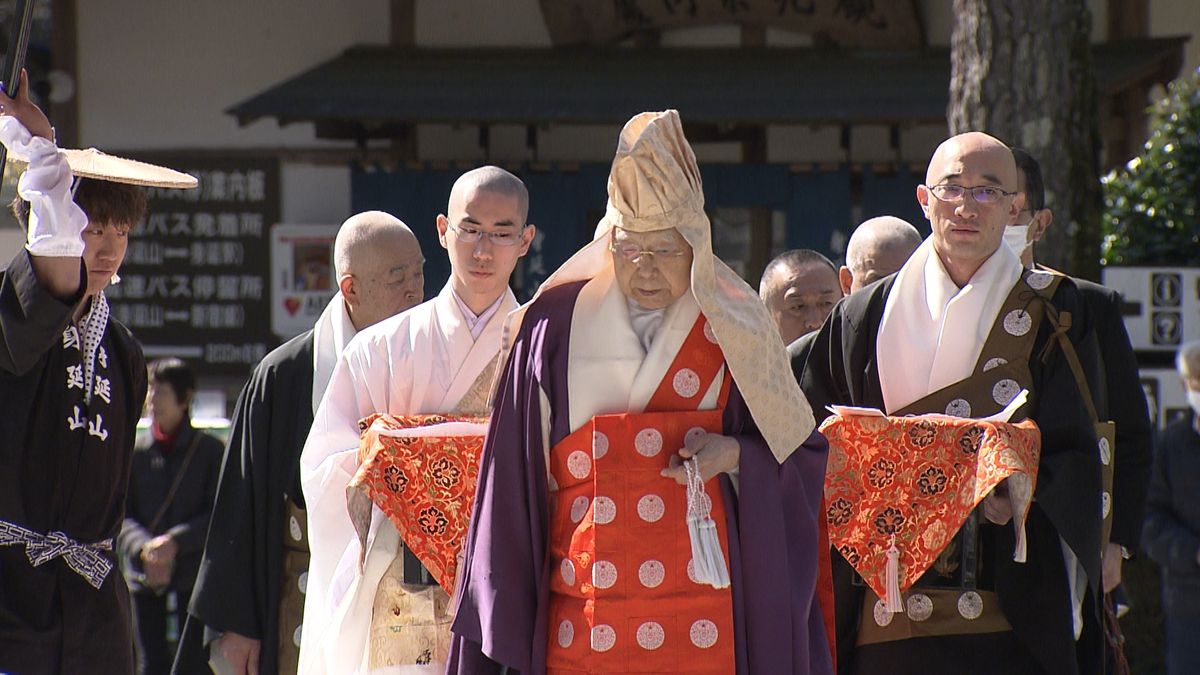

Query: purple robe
(449, 281), (833, 674)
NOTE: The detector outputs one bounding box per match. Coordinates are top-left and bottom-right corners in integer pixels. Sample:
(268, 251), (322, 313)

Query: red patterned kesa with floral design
(350, 413), (488, 594)
(820, 413), (1041, 602)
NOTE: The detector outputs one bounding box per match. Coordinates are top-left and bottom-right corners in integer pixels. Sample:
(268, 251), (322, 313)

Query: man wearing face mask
(1007, 149), (1152, 607)
(1143, 340), (1200, 673)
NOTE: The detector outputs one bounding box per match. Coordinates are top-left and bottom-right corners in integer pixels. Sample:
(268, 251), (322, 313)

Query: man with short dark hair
(1006, 148), (1152, 599)
(759, 248), (843, 345)
(0, 72), (194, 674)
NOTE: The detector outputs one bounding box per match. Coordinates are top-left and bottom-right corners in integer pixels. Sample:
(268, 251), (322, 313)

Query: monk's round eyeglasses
(609, 241), (688, 263)
(450, 223), (527, 247)
(926, 184), (1016, 204)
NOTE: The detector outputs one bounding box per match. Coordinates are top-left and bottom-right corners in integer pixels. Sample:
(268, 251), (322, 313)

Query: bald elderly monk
(300, 167), (535, 674)
(759, 249), (843, 346)
(449, 111), (833, 675)
(801, 132), (1105, 674)
(788, 218), (921, 376)
(838, 216), (922, 296)
(176, 211), (424, 675)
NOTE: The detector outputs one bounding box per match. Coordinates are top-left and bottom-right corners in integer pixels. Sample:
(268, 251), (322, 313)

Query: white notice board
(271, 224), (339, 340)
(1101, 267), (1200, 352)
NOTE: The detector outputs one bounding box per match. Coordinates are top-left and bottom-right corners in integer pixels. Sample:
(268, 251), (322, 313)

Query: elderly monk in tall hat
(448, 111), (834, 674)
(0, 70), (197, 674)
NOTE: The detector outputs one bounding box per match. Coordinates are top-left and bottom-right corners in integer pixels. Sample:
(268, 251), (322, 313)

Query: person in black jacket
(1142, 341), (1200, 674)
(1006, 148), (1153, 589)
(118, 358), (223, 674)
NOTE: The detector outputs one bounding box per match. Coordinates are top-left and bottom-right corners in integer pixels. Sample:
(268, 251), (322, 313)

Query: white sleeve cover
(0, 116), (87, 257)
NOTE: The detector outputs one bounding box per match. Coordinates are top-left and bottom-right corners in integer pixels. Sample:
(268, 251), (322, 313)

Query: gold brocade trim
(368, 553), (452, 669)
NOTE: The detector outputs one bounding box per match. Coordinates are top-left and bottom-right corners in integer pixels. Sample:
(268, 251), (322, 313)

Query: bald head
(448, 166), (529, 224)
(842, 216), (923, 293)
(925, 132), (1018, 189)
(335, 211), (425, 330)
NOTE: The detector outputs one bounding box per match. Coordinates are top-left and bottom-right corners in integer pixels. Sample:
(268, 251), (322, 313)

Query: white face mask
(1188, 389), (1200, 416)
(1003, 225), (1032, 258)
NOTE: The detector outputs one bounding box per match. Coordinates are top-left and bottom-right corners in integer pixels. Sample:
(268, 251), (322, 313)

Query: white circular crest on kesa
(635, 428), (664, 457)
(673, 368), (702, 398)
(685, 426), (708, 446)
(298, 571), (308, 595)
(703, 321), (719, 344)
(594, 496), (617, 525)
(558, 620), (574, 648)
(637, 494), (666, 523)
(1102, 492), (1112, 518)
(983, 357), (1008, 372)
(1003, 309), (1033, 337)
(293, 624), (303, 647)
(992, 379), (1020, 406)
(570, 496), (590, 524)
(639, 560), (666, 588)
(289, 516), (302, 542)
(593, 560), (618, 589)
(1099, 437), (1112, 466)
(873, 600), (894, 627)
(945, 398), (972, 418)
(591, 624), (617, 652)
(906, 593), (934, 622)
(593, 431), (610, 459)
(637, 621), (666, 650)
(689, 619), (719, 649)
(560, 558), (576, 586)
(1027, 270), (1054, 290)
(958, 591), (984, 620)
(567, 451), (592, 480)
(686, 558), (699, 584)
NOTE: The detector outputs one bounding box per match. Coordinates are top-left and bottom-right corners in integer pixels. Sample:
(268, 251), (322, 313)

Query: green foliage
(1102, 68), (1200, 266)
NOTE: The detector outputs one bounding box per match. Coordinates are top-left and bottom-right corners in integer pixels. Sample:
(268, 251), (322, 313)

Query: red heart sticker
(284, 297), (301, 316)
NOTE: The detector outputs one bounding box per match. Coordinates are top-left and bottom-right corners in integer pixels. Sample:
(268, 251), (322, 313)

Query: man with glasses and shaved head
(802, 132), (1107, 674)
(298, 166), (535, 674)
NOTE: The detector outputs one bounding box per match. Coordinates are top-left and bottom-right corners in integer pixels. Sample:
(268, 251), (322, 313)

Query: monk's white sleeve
(298, 342), (381, 672)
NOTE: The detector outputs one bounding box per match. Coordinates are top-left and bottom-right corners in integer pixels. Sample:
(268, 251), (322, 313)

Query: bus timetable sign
(106, 155), (281, 375)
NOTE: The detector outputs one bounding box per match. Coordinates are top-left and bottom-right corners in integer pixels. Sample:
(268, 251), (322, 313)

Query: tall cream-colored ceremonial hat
(506, 110), (815, 462)
(9, 146), (197, 188)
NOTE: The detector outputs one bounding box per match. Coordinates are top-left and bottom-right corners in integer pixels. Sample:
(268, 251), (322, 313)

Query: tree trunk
(948, 0), (1103, 279)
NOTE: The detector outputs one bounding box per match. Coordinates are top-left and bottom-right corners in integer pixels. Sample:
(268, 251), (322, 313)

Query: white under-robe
(298, 284), (516, 675)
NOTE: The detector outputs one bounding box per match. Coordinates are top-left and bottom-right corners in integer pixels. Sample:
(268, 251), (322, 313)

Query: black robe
(1071, 279), (1152, 553)
(0, 251), (147, 674)
(174, 332), (315, 675)
(118, 421), (224, 597)
(799, 274), (1105, 675)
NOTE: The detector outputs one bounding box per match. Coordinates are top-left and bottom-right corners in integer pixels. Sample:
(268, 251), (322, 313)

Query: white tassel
(1013, 520), (1027, 563)
(884, 536), (903, 613)
(685, 457), (731, 589)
